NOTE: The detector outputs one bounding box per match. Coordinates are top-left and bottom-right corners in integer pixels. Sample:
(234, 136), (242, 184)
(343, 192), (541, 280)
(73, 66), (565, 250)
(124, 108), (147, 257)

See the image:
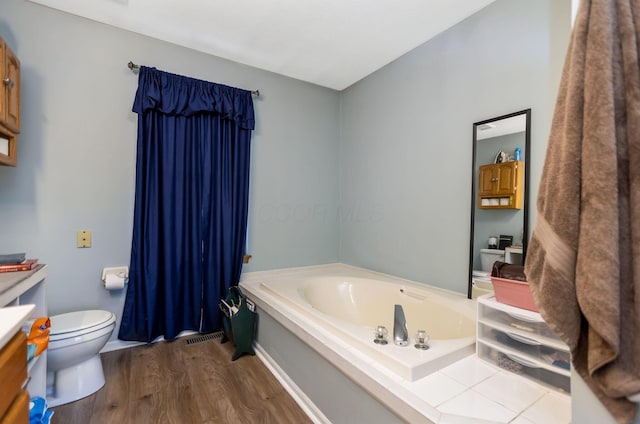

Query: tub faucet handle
(393, 304), (409, 346)
(415, 330), (430, 350)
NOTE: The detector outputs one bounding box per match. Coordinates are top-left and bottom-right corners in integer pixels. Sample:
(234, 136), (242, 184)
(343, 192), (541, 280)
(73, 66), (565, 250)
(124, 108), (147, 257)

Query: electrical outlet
(77, 230), (92, 248)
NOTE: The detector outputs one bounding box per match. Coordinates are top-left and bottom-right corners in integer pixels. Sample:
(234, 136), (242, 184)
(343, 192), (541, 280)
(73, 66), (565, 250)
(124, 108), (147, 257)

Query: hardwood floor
(51, 334), (313, 424)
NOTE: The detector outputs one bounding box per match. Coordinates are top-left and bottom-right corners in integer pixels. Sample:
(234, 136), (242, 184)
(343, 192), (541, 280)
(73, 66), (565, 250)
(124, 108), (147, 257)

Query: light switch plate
(77, 230), (92, 248)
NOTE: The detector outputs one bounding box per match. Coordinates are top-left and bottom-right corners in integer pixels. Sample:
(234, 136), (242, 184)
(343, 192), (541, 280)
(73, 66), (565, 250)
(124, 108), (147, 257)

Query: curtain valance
(132, 66), (255, 130)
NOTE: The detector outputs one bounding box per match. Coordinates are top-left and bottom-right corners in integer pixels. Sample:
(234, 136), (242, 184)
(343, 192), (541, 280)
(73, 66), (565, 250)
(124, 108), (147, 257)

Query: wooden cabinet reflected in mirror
(468, 109), (531, 299)
(0, 36), (21, 167)
(478, 161), (524, 209)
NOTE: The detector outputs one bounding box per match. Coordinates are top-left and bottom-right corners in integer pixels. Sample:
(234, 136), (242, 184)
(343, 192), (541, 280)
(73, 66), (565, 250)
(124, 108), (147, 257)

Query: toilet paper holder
(101, 266), (129, 282)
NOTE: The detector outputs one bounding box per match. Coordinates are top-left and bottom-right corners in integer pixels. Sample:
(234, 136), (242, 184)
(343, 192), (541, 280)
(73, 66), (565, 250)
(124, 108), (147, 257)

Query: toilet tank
(480, 249), (505, 272)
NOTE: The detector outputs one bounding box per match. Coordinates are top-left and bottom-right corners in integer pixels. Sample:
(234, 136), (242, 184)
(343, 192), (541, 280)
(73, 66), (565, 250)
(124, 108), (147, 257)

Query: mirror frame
(467, 108), (531, 299)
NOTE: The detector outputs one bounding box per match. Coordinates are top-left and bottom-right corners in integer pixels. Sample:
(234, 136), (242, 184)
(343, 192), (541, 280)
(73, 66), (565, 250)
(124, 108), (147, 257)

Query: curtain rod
(127, 61), (260, 97)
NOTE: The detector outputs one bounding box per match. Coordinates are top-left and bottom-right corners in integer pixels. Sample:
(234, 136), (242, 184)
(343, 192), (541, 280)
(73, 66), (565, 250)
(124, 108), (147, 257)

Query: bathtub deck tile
(438, 413), (508, 424)
(370, 350), (411, 382)
(508, 416), (536, 424)
(337, 341), (383, 375)
(471, 372), (546, 414)
(517, 392), (571, 424)
(439, 356), (497, 387)
(437, 389), (518, 423)
(402, 371), (467, 407)
(383, 383), (442, 424)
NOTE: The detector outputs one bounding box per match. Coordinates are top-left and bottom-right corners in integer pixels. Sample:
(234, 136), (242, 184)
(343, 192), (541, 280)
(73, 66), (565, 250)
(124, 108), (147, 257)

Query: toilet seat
(480, 248), (505, 254)
(472, 270), (491, 281)
(50, 310), (116, 342)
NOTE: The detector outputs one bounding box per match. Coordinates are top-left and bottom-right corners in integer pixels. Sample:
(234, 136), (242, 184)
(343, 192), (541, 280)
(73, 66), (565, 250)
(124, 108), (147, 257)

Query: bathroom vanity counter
(0, 304), (34, 349)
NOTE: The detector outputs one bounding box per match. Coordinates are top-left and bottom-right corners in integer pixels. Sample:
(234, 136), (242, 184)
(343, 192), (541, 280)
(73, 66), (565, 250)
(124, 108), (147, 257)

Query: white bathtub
(240, 264), (476, 383)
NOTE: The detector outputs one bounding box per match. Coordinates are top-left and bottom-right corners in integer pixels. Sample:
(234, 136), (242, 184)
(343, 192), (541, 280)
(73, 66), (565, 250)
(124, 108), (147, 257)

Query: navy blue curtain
(119, 67), (254, 342)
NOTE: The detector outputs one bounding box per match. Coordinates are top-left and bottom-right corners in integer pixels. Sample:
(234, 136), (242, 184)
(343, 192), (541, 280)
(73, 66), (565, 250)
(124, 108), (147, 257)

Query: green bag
(219, 286), (257, 361)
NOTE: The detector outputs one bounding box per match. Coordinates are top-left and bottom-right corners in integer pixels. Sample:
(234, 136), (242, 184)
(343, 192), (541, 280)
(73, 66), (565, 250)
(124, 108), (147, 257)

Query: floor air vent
(185, 331), (223, 345)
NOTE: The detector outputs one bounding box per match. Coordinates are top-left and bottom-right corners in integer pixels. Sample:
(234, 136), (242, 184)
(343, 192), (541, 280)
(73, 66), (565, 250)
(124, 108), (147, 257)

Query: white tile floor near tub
(401, 355), (571, 424)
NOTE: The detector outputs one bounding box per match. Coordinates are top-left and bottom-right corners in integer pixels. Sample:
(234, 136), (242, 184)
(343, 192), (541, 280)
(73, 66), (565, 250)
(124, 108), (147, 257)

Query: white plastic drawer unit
(478, 296), (561, 340)
(477, 295), (571, 394)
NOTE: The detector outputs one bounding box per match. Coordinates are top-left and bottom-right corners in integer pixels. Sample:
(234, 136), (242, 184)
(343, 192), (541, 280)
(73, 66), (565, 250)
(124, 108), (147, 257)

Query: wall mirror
(468, 109), (531, 299)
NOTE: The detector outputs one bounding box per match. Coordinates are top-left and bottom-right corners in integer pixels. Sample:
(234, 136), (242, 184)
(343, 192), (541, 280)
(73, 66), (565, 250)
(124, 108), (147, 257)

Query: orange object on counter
(24, 317), (50, 356)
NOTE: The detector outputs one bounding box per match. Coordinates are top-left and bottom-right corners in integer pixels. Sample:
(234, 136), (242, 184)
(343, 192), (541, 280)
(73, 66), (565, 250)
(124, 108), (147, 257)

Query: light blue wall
(0, 0), (340, 339)
(339, 0), (571, 294)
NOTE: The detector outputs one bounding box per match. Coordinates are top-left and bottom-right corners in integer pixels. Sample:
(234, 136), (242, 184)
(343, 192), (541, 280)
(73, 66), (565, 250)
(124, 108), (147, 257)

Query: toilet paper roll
(104, 273), (126, 290)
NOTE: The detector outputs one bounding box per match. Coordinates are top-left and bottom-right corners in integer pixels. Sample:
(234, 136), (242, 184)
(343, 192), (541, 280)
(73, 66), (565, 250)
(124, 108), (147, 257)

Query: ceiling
(476, 114), (527, 141)
(27, 0), (497, 91)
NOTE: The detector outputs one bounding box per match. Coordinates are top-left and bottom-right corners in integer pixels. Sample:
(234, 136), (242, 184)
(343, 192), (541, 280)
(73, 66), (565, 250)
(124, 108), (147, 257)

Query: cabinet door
(0, 331), (27, 419)
(478, 165), (496, 196)
(3, 43), (20, 133)
(1, 390), (29, 424)
(0, 41), (5, 127)
(495, 162), (516, 195)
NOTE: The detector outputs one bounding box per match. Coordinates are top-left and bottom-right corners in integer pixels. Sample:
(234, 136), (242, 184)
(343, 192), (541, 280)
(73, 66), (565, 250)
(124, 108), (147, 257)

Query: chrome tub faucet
(393, 304), (409, 346)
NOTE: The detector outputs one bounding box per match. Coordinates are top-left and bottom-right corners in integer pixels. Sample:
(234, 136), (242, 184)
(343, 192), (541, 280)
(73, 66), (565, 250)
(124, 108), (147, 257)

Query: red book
(0, 258), (38, 273)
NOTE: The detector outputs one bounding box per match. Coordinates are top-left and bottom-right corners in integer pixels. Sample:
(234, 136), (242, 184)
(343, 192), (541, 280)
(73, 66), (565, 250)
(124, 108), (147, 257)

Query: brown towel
(525, 1), (640, 422)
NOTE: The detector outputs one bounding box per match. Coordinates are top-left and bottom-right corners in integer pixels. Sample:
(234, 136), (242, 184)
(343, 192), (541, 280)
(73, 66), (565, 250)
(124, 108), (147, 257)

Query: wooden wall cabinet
(478, 161), (524, 209)
(0, 36), (20, 167)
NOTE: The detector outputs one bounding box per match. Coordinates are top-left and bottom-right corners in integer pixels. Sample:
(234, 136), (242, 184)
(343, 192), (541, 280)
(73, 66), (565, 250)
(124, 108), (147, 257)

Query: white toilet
(46, 310), (116, 407)
(480, 248), (505, 272)
(472, 248), (506, 281)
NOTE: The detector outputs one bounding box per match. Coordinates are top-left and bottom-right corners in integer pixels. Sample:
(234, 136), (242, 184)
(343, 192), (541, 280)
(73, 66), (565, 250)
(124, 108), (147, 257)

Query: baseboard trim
(101, 339), (145, 353)
(254, 343), (330, 424)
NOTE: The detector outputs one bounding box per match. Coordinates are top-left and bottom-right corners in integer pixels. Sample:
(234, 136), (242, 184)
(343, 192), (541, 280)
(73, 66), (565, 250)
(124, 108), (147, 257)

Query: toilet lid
(50, 310), (114, 336)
